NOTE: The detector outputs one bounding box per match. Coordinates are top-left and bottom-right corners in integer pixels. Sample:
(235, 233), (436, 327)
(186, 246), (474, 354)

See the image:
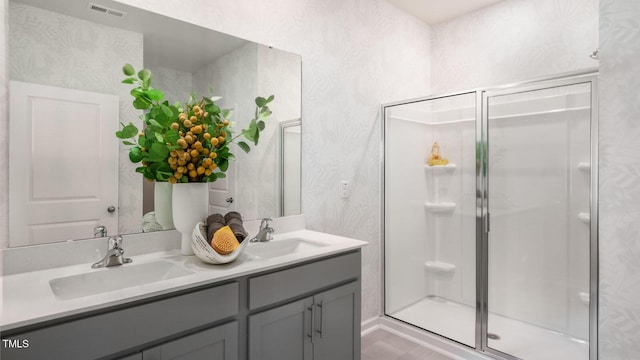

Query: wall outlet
(340, 180), (350, 199)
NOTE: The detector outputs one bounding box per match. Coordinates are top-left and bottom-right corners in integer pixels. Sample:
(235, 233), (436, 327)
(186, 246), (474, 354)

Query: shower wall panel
(385, 109), (430, 314)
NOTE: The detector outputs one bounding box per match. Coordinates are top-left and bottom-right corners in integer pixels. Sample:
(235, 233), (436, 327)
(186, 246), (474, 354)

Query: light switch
(340, 180), (350, 199)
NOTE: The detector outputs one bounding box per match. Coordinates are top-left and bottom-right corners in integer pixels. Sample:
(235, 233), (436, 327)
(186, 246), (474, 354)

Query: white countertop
(1, 229), (367, 332)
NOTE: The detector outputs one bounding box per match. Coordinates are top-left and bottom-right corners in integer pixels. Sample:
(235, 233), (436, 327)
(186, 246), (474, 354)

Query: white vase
(172, 182), (208, 255)
(154, 182), (174, 230)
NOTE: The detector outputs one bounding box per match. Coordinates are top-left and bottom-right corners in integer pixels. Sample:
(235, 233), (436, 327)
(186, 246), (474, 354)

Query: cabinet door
(248, 297), (313, 360)
(143, 321), (238, 360)
(313, 282), (360, 360)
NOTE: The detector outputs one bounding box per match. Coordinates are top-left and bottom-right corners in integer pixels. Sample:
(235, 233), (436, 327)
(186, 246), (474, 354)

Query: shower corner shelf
(577, 212), (590, 223)
(424, 163), (456, 172)
(424, 202), (456, 213)
(424, 261), (456, 273)
(577, 162), (591, 171)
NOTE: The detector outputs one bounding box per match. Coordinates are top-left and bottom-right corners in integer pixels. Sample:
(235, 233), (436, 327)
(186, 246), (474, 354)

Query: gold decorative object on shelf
(427, 142), (449, 166)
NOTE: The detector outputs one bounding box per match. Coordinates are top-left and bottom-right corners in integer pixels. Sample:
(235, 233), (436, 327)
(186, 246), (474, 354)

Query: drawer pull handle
(316, 302), (324, 338)
(307, 305), (315, 342)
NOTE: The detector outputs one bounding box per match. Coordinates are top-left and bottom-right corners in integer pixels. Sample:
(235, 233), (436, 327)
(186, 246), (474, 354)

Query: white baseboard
(360, 316), (381, 336)
(362, 316), (493, 360)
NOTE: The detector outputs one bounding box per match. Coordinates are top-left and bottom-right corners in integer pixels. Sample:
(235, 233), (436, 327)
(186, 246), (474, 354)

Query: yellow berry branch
(116, 63), (274, 183)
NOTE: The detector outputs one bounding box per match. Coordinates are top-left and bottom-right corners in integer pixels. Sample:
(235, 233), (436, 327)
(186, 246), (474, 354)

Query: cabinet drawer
(248, 251), (360, 310)
(2, 282), (239, 360)
(143, 321), (238, 360)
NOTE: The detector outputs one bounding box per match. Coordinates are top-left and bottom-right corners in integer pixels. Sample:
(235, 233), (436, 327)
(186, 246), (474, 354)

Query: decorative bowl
(191, 222), (249, 264)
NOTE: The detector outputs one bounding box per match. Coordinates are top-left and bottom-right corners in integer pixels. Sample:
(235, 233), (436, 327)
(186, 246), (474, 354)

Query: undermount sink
(49, 261), (193, 300)
(244, 237), (329, 259)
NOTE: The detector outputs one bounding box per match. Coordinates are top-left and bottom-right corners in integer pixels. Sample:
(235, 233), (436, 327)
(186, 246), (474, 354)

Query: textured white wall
(431, 0), (598, 93)
(147, 65), (193, 105)
(598, 0), (640, 358)
(108, 0), (433, 321)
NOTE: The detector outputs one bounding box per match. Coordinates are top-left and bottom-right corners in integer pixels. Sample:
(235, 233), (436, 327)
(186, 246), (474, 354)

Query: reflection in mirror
(280, 120), (302, 216)
(7, 0), (301, 247)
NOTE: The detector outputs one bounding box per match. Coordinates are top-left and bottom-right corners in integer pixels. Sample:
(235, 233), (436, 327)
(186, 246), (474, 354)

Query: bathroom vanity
(0, 227), (365, 360)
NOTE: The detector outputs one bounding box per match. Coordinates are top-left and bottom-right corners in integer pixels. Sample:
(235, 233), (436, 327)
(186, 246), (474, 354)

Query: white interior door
(9, 81), (119, 246)
(208, 106), (237, 216)
(209, 161), (237, 215)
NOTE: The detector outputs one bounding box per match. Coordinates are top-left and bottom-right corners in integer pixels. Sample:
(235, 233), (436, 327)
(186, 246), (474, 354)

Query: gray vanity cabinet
(1, 282), (239, 360)
(2, 250), (361, 360)
(246, 251), (361, 360)
(248, 281), (359, 360)
(311, 282), (359, 360)
(143, 321), (238, 360)
(248, 297), (314, 360)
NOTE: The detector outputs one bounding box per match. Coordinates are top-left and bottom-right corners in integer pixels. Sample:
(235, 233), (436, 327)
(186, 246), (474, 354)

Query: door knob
(226, 197), (234, 204)
(107, 206), (116, 213)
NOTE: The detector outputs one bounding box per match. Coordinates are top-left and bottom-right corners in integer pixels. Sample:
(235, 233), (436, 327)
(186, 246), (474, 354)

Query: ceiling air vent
(88, 3), (127, 19)
(88, 3), (108, 13)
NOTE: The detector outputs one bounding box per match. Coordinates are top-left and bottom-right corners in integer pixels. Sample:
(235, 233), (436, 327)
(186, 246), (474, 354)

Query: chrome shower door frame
(478, 73), (599, 360)
(381, 69), (599, 360)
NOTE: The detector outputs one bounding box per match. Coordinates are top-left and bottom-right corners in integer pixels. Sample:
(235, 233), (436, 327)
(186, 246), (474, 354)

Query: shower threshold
(389, 296), (588, 360)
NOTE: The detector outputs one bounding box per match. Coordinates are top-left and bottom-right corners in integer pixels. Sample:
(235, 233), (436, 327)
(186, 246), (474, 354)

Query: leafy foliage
(116, 63), (274, 182)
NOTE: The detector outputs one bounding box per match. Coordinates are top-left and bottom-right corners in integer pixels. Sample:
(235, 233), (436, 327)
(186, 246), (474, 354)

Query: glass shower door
(483, 79), (595, 360)
(384, 92), (477, 347)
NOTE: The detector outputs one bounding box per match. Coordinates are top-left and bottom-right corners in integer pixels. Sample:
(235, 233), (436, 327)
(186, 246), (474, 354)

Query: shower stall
(382, 72), (597, 360)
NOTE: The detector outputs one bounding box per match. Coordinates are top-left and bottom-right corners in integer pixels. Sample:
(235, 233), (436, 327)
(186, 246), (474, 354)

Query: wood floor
(361, 329), (455, 360)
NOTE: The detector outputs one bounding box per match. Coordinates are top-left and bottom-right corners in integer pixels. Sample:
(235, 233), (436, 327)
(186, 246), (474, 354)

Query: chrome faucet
(92, 235), (132, 268)
(251, 218), (274, 242)
(94, 225), (107, 238)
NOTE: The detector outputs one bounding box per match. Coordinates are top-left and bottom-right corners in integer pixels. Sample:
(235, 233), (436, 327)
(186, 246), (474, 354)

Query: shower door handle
(486, 212), (491, 233)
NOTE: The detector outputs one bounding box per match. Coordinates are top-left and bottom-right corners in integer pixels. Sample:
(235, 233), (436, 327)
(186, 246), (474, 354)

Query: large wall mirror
(7, 0), (302, 248)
